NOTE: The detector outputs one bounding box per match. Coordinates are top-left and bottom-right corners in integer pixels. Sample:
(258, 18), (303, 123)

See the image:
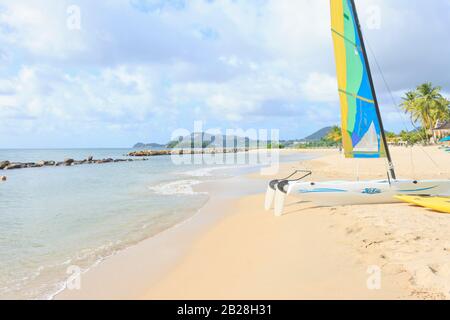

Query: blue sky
(0, 0), (449, 148)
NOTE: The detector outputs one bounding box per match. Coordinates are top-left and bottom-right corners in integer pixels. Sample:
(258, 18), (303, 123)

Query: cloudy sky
(0, 0), (449, 148)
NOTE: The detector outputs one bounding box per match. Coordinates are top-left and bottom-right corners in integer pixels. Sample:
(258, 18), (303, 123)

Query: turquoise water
(0, 149), (313, 299)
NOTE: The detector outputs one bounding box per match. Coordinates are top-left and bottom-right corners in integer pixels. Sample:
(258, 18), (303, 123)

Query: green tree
(430, 96), (450, 125)
(324, 126), (342, 145)
(399, 129), (426, 145)
(400, 83), (450, 140)
(385, 131), (399, 144)
(267, 142), (285, 149)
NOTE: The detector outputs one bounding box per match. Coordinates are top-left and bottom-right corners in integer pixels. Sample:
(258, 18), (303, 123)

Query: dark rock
(64, 158), (74, 165)
(29, 163), (42, 168)
(96, 158), (113, 164)
(5, 163), (24, 170)
(0, 175), (6, 181)
(37, 160), (56, 166)
(0, 161), (10, 169)
(1, 156), (142, 170)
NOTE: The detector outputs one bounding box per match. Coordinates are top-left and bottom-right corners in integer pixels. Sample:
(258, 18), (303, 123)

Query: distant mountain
(134, 127), (335, 150)
(301, 126), (333, 142)
(167, 132), (258, 149)
(133, 142), (166, 149)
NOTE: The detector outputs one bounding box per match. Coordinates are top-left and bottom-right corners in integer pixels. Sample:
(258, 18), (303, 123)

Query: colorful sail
(330, 0), (386, 158)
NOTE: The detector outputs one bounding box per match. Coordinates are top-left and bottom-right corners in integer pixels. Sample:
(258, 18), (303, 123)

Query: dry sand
(144, 146), (450, 300)
(59, 146), (450, 300)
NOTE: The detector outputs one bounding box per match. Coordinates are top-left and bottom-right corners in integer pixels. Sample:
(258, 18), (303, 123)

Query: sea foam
(148, 180), (207, 195)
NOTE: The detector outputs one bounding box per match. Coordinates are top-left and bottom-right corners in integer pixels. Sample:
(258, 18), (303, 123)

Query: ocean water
(0, 149), (314, 299)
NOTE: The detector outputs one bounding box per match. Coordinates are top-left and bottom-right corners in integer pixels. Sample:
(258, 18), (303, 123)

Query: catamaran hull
(270, 179), (450, 216)
(286, 180), (450, 207)
(266, 1), (450, 215)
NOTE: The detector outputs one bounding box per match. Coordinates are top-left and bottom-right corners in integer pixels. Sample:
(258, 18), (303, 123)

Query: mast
(349, 0), (396, 180)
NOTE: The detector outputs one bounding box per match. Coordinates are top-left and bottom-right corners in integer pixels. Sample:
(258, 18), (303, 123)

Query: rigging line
(365, 39), (444, 174)
(410, 145), (416, 180)
(365, 41), (411, 131)
(366, 40), (419, 175)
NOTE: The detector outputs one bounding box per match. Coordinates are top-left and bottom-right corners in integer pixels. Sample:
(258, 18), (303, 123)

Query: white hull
(267, 179), (450, 216)
(287, 179), (450, 207)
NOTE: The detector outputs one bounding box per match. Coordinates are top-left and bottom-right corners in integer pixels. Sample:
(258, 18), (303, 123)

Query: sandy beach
(3, 0), (449, 304)
(58, 147), (450, 300)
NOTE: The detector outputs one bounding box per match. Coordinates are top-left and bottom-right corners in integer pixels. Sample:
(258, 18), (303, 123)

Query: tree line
(323, 83), (450, 146)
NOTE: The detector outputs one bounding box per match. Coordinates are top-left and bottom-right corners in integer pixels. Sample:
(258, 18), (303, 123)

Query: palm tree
(385, 131), (399, 144)
(400, 83), (450, 141)
(430, 97), (450, 125)
(400, 90), (419, 121)
(325, 126), (342, 144)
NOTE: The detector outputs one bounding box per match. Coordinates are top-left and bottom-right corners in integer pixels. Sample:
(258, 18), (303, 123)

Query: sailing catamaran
(265, 0), (450, 216)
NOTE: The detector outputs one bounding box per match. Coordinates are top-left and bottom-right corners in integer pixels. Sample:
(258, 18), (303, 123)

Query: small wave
(148, 180), (207, 195)
(182, 166), (235, 178)
(182, 168), (217, 177)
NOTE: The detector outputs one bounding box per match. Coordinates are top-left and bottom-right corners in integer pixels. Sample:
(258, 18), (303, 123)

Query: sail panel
(330, 0), (386, 158)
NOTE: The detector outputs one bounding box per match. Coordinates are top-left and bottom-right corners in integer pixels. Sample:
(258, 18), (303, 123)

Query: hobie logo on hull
(362, 188), (382, 195)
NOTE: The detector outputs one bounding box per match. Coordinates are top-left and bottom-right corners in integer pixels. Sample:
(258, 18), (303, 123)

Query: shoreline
(55, 175), (269, 299)
(58, 147), (450, 300)
(55, 149), (315, 299)
(54, 191), (219, 299)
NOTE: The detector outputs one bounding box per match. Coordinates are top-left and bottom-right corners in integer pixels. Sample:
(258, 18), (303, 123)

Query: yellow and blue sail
(330, 0), (386, 158)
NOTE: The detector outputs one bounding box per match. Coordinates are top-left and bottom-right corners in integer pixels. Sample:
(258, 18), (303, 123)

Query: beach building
(433, 120), (450, 141)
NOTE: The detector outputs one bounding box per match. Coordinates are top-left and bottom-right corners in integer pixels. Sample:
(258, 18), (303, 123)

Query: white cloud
(301, 72), (338, 103)
(0, 1), (87, 59)
(0, 65), (164, 131)
(0, 0), (449, 146)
